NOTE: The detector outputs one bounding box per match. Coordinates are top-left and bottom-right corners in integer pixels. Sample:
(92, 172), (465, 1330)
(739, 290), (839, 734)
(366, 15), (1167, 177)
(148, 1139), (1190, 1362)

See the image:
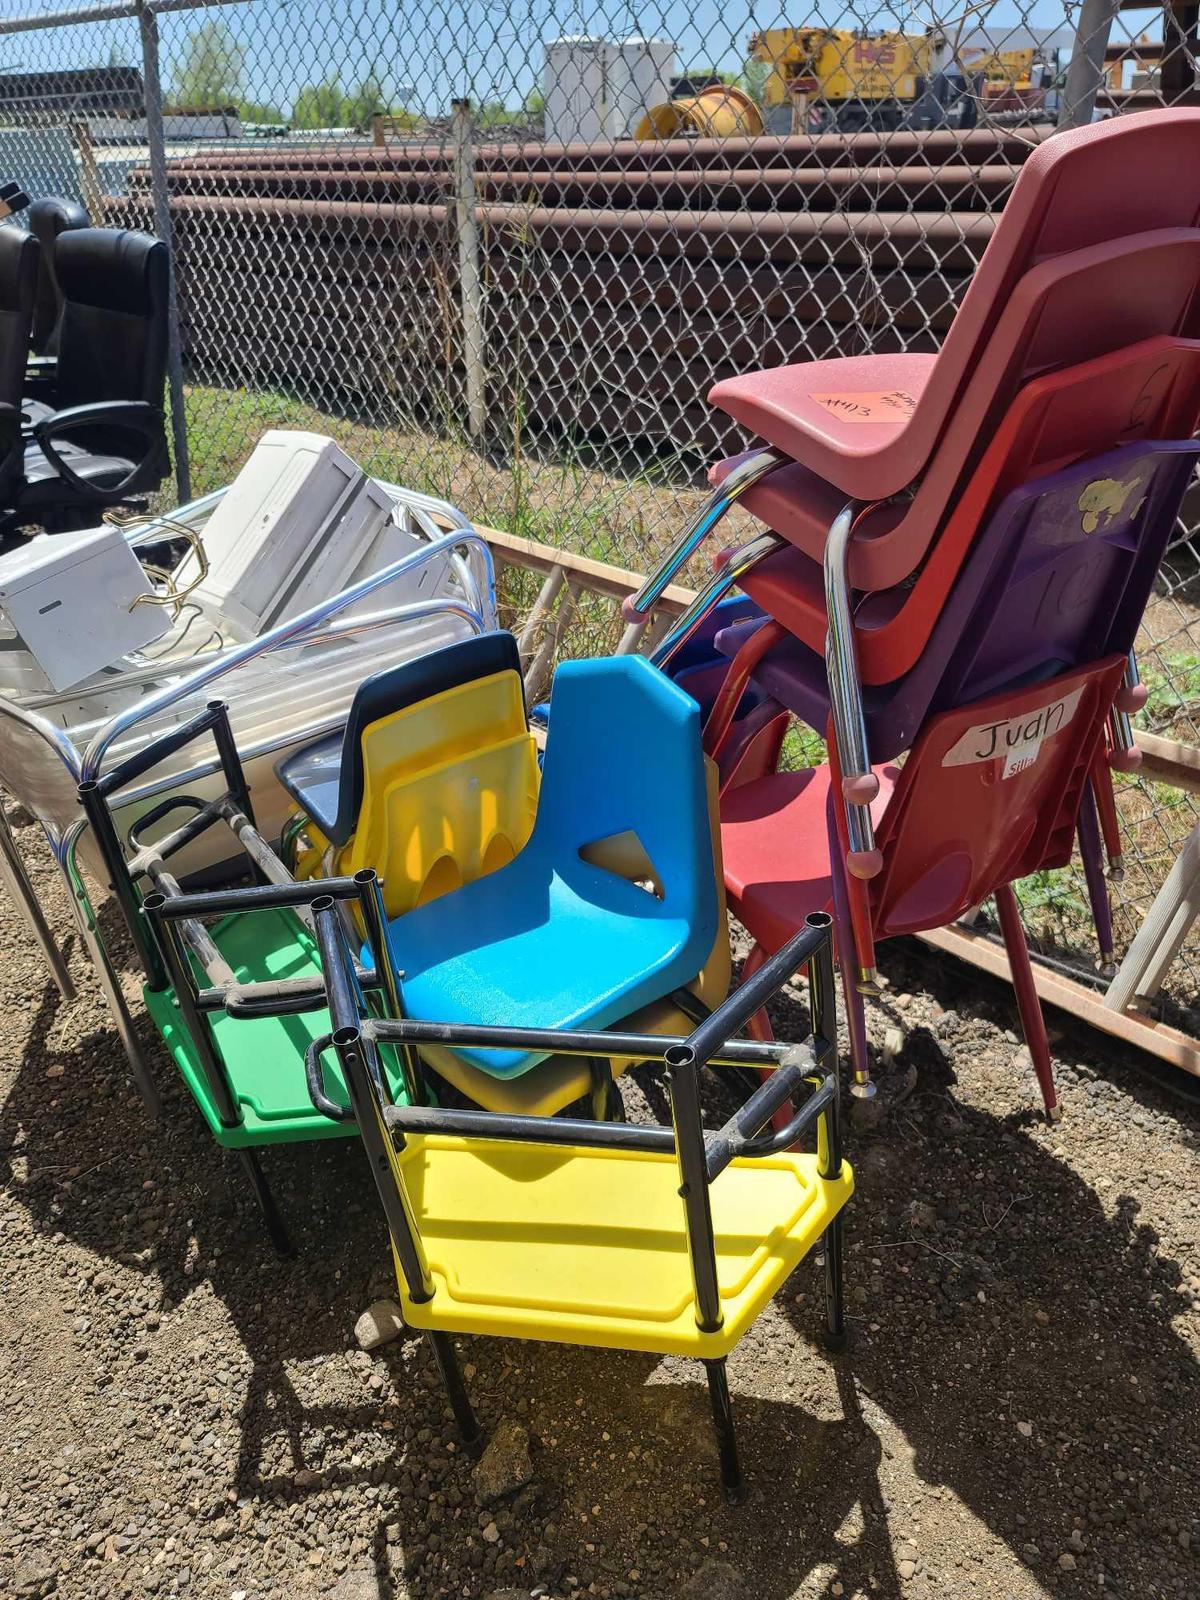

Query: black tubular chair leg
(236, 1148), (294, 1259)
(427, 1330), (482, 1446)
(822, 1216), (847, 1354)
(703, 1357), (744, 1504)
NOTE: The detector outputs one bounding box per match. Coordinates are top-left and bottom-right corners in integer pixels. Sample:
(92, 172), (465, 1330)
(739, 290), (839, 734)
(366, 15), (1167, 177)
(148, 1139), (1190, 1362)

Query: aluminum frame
(0, 484), (495, 1106)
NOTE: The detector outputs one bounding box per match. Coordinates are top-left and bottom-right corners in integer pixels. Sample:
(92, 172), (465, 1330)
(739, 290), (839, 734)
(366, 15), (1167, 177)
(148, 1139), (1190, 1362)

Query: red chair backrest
(870, 656), (1127, 939)
(742, 335), (1200, 679)
(901, 111), (1200, 450)
(742, 230), (1200, 595)
(711, 112), (1200, 504)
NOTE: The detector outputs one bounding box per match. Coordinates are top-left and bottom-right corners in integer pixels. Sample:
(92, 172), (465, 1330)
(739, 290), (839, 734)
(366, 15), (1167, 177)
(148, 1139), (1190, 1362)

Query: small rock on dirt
(353, 1298), (405, 1351)
(328, 1572), (385, 1600)
(907, 1200), (937, 1231)
(472, 1420), (534, 1503)
(677, 1559), (745, 1600)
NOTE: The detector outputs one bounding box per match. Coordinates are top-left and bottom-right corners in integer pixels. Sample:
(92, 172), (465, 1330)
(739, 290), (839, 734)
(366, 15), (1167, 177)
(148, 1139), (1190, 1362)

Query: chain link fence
(2, 0), (1200, 1030)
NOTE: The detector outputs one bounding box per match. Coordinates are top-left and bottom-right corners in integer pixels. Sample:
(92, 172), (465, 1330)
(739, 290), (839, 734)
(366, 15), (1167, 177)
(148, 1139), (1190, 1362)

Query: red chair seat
(720, 764), (897, 954)
(709, 353), (937, 502)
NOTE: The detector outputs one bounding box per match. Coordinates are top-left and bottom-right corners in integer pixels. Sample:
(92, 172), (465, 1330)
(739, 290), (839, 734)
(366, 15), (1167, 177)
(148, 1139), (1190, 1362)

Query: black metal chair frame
(296, 895), (848, 1502)
(74, 697), (398, 1257)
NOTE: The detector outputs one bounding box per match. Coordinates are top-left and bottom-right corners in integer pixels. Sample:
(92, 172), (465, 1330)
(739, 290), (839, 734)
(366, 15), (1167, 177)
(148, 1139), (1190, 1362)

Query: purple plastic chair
(715, 437), (1200, 967)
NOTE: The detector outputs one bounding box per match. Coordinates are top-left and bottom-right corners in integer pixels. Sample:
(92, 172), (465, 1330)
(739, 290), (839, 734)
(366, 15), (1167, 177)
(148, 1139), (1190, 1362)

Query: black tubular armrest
(677, 916), (832, 1070)
(33, 400), (165, 500)
(305, 1035), (355, 1123)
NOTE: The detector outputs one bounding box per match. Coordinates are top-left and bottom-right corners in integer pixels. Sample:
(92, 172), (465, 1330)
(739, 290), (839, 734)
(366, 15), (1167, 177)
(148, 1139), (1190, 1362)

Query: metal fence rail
(3, 0), (1200, 1032)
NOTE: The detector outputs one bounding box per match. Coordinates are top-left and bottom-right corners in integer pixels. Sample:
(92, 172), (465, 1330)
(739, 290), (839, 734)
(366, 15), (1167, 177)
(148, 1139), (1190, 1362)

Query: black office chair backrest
(0, 226), (39, 407)
(28, 196), (90, 355)
(52, 228), (168, 410)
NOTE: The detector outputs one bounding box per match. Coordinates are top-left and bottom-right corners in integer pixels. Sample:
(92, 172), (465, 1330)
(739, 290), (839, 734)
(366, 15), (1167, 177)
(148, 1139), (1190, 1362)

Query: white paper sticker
(941, 686), (1084, 777)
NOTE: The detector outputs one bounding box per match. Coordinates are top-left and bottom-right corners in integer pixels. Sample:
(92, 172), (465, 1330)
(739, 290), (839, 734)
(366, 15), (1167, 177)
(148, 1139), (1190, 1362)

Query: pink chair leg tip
(842, 773), (880, 805)
(621, 596), (648, 625)
(712, 546), (735, 571)
(847, 849), (884, 881)
(1108, 746), (1142, 773)
(1115, 684), (1149, 713)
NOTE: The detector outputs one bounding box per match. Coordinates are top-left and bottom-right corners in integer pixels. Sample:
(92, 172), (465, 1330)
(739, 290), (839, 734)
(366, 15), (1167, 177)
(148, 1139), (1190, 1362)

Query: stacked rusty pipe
(117, 126), (1043, 457)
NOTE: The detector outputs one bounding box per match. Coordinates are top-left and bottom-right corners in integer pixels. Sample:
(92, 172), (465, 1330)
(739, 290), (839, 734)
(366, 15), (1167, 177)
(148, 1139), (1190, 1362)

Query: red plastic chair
(709, 111), (1200, 503)
(720, 657), (1128, 1117)
(735, 335), (1200, 678)
(627, 113), (1200, 631)
(718, 233), (1200, 593)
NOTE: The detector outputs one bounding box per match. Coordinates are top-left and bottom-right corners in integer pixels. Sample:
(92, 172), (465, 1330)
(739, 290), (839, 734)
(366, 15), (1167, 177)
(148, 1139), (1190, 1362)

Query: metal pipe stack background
(113, 126), (1042, 462)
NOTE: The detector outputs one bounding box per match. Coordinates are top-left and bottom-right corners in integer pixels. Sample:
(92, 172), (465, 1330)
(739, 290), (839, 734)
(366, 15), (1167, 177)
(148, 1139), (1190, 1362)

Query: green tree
(344, 71), (387, 132)
(171, 19), (243, 109)
(474, 98), (514, 129)
(736, 59), (770, 105)
(240, 99), (285, 124)
(292, 78), (349, 128)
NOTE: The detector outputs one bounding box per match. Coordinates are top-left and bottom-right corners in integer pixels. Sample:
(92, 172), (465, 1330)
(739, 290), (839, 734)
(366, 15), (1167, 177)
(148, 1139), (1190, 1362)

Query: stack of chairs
(634, 108), (1200, 1117)
(104, 634), (856, 1499)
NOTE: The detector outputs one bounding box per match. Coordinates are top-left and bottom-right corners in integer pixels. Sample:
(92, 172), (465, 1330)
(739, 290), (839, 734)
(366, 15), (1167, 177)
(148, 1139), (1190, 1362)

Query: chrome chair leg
(63, 860), (164, 1119)
(649, 532), (785, 670)
(822, 502), (881, 879)
(0, 800), (75, 1001)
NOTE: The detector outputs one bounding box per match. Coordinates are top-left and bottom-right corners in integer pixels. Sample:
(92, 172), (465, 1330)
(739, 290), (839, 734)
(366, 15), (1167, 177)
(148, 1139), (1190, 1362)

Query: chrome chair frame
(0, 484), (496, 1114)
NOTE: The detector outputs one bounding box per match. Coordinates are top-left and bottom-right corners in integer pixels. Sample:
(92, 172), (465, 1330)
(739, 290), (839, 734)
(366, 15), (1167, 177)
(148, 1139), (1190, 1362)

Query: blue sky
(0, 0), (1166, 117)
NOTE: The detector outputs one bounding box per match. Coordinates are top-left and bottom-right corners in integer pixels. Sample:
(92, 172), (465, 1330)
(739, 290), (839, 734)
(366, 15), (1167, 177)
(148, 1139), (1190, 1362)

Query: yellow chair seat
(393, 1134), (853, 1358)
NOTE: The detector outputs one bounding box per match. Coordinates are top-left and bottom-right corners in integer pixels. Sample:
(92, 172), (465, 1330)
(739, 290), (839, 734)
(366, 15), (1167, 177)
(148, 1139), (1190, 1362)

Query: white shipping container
(543, 36), (676, 144)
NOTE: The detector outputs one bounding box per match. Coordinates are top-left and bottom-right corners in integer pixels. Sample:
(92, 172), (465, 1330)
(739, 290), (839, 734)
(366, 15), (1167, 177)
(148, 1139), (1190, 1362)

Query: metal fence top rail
(0, 0), (244, 37)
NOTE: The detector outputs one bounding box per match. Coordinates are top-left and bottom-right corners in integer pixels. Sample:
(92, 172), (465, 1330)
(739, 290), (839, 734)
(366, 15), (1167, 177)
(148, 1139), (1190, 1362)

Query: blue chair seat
(380, 856), (702, 1077)
(375, 655), (718, 1080)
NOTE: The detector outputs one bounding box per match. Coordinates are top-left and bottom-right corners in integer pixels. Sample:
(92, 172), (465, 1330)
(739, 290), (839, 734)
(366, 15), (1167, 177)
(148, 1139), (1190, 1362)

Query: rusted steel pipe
(146, 124), (1047, 176)
(153, 193), (996, 269)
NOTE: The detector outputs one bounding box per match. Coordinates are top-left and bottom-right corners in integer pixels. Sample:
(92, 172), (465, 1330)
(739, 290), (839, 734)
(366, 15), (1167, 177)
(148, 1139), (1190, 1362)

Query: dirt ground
(1, 821), (1199, 1600)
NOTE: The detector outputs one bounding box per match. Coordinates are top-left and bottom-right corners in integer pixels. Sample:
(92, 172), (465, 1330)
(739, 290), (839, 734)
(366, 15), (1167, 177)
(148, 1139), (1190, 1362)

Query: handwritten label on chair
(808, 389), (918, 424)
(941, 687), (1084, 778)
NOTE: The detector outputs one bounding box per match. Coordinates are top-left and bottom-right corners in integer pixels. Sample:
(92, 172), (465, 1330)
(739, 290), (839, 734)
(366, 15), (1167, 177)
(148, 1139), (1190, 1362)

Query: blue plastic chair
(380, 655), (719, 1077)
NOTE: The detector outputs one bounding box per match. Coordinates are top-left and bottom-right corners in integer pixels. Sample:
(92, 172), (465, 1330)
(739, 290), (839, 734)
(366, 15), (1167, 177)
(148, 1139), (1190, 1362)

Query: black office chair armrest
(32, 400), (166, 501)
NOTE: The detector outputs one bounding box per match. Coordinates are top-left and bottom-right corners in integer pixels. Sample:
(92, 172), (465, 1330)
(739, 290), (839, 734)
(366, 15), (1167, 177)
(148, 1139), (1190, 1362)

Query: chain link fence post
(1058, 0), (1123, 128)
(451, 97), (487, 444)
(137, 0), (190, 501)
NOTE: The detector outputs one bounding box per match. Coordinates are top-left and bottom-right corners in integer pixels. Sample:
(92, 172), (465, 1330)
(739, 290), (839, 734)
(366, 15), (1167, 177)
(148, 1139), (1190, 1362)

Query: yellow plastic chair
(306, 900), (853, 1501)
(276, 633), (539, 917)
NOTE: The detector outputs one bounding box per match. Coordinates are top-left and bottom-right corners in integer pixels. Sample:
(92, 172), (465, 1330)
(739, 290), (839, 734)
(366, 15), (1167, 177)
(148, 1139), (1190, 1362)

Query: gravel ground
(2, 820), (1199, 1600)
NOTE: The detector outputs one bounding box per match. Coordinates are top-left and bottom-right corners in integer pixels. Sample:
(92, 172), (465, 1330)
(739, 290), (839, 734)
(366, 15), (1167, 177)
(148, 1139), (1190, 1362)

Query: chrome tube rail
(1108, 649), (1144, 771)
(624, 446), (786, 625)
(73, 597), (486, 818)
(649, 532), (785, 671)
(822, 503), (880, 872)
(81, 525), (492, 782)
(0, 485), (493, 1113)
